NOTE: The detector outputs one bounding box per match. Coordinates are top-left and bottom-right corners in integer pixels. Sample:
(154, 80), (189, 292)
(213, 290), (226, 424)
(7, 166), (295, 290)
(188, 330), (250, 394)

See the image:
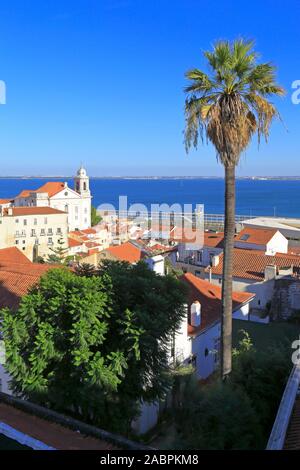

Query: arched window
(76, 182), (80, 191)
(83, 182), (87, 191)
(65, 204), (68, 213)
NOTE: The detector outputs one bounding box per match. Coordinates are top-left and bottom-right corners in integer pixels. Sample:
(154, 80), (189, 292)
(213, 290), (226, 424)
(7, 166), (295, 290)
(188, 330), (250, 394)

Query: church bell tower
(74, 165), (91, 197)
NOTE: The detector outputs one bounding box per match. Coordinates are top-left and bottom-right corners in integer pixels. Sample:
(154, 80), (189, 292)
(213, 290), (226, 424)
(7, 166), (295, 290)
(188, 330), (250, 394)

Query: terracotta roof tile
(5, 207), (66, 216)
(0, 247), (31, 265)
(211, 248), (300, 281)
(0, 262), (60, 310)
(107, 242), (144, 263)
(181, 272), (254, 335)
(235, 227), (278, 245)
(15, 182), (65, 199)
(68, 238), (83, 248)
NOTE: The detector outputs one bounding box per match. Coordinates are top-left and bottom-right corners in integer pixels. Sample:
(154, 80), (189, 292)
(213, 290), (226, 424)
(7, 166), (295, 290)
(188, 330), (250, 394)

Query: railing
(266, 363), (300, 450)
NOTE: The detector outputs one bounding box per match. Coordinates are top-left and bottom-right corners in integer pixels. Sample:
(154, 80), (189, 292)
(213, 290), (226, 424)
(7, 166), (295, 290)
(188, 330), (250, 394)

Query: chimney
(211, 255), (220, 267)
(191, 301), (201, 327)
(264, 264), (277, 281)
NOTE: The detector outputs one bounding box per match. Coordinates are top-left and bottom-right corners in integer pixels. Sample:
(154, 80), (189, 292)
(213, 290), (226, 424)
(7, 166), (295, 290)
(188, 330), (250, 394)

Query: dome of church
(77, 166), (87, 177)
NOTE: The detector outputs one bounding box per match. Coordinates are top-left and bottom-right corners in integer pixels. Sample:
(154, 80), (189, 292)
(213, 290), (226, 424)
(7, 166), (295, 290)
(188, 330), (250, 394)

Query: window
(48, 228), (53, 235)
(75, 206), (78, 213)
(22, 240), (25, 244)
(23, 219), (27, 226)
(84, 218), (87, 224)
(15, 240), (19, 245)
(76, 182), (80, 191)
(84, 207), (88, 214)
(31, 229), (36, 237)
(21, 230), (26, 236)
(65, 204), (68, 213)
(40, 229), (45, 236)
(196, 251), (202, 263)
(22, 247), (25, 251)
(57, 228), (62, 234)
(15, 230), (20, 237)
(83, 182), (87, 191)
(48, 237), (53, 245)
(75, 215), (78, 220)
(240, 234), (250, 241)
(34, 218), (37, 225)
(15, 218), (19, 223)
(64, 192), (68, 196)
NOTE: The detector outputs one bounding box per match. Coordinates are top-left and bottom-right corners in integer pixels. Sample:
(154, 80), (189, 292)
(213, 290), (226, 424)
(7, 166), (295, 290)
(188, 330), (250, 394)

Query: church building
(4, 166), (92, 232)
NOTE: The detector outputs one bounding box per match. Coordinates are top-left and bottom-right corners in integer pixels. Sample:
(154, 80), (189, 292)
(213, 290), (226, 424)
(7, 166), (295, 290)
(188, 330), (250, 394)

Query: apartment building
(0, 207), (68, 261)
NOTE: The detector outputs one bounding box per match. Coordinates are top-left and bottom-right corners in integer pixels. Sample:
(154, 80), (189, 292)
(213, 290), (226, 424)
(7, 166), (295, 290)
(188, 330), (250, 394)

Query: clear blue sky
(0, 0), (299, 176)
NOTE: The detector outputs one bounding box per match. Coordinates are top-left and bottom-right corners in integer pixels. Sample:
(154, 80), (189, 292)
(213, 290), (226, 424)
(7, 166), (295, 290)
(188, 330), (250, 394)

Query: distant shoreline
(1, 176), (300, 181)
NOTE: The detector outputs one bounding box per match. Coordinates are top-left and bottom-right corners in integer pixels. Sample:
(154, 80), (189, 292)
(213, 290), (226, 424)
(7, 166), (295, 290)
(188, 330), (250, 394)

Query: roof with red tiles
(210, 248), (300, 281)
(0, 198), (13, 204)
(235, 227), (279, 245)
(204, 232), (224, 248)
(181, 272), (255, 335)
(0, 262), (61, 310)
(107, 242), (144, 263)
(81, 228), (97, 235)
(68, 238), (83, 248)
(4, 207), (66, 216)
(15, 182), (66, 199)
(0, 247), (31, 265)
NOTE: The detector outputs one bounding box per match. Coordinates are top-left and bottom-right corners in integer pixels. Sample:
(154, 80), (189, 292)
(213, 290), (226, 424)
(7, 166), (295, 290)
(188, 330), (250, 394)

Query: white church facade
(2, 166), (92, 232)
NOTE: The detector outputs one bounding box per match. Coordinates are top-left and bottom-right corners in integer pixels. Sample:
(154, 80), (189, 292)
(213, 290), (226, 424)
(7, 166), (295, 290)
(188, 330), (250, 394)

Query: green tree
(46, 238), (69, 264)
(1, 262), (187, 434)
(75, 262), (97, 277)
(91, 205), (101, 226)
(184, 39), (284, 379)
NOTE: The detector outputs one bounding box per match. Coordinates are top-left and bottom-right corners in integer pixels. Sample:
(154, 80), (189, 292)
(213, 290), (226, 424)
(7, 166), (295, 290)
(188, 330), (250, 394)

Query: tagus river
(1, 178), (300, 218)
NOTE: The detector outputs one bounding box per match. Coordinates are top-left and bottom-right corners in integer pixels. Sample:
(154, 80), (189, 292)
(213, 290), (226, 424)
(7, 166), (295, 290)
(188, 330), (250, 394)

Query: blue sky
(0, 0), (299, 176)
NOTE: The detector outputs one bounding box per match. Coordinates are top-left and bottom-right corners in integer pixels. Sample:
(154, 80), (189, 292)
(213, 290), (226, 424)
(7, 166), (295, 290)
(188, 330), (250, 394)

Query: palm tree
(184, 39), (284, 380)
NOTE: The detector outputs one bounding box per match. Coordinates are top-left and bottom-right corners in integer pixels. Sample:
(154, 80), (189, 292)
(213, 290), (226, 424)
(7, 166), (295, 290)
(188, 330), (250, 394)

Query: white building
(234, 227), (288, 255)
(1, 166), (92, 232)
(207, 247), (300, 315)
(0, 207), (68, 261)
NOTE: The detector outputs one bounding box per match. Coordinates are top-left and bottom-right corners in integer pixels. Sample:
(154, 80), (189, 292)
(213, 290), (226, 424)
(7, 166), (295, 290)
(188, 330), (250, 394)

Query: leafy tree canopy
(1, 261), (187, 433)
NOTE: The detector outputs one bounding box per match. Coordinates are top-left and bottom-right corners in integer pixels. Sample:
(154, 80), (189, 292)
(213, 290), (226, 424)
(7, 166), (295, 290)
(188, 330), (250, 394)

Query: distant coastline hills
(0, 176), (300, 181)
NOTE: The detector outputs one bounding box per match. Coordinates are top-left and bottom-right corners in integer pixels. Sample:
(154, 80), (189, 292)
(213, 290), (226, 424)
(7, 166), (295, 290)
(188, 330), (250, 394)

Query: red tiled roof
(15, 182), (65, 199)
(0, 198), (13, 204)
(68, 238), (83, 248)
(204, 232), (224, 248)
(5, 207), (66, 216)
(0, 263), (57, 310)
(211, 248), (300, 281)
(107, 242), (144, 263)
(0, 247), (31, 265)
(81, 228), (97, 235)
(35, 182), (65, 197)
(181, 272), (254, 335)
(235, 227), (278, 245)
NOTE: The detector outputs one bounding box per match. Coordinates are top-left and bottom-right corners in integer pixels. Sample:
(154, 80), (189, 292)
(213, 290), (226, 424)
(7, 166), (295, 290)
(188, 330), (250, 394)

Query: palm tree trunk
(220, 164), (235, 380)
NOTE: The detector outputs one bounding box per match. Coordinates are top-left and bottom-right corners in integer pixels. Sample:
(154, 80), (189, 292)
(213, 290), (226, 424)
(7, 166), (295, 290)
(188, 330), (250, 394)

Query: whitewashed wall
(192, 322), (221, 380)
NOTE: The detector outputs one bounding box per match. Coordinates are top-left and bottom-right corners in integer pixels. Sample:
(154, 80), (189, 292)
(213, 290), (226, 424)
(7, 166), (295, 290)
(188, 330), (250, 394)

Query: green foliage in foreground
(1, 262), (187, 434)
(174, 331), (291, 450)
